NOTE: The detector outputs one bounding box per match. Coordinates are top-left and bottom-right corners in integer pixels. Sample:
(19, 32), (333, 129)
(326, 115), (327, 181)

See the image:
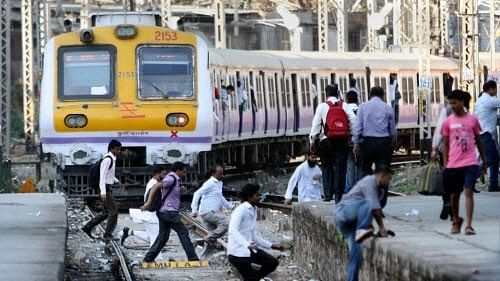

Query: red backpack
(324, 101), (349, 139)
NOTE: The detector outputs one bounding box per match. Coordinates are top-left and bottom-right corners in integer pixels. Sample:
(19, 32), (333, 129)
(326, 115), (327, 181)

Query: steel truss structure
(22, 0), (36, 148)
(317, 0), (328, 51)
(0, 0), (11, 159)
(459, 0), (478, 99)
(418, 0), (432, 163)
(80, 0), (91, 29)
(161, 0), (172, 28)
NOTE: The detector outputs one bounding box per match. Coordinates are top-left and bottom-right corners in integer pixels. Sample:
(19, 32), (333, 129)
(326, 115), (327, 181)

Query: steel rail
(86, 206), (134, 281)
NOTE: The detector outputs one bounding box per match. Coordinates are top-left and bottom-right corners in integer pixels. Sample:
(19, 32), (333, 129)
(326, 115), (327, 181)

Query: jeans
(360, 137), (392, 176)
(320, 138), (349, 203)
(83, 186), (118, 237)
(335, 199), (374, 281)
(143, 211), (198, 262)
(480, 132), (499, 191)
(346, 149), (362, 192)
(228, 249), (279, 281)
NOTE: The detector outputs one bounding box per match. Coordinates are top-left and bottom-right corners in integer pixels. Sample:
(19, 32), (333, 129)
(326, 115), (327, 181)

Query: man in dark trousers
(82, 139), (123, 241)
(310, 84), (356, 203)
(352, 87), (397, 176)
(141, 162), (199, 262)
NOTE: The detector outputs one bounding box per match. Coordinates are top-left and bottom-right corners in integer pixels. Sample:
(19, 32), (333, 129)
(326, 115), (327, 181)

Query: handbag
(418, 161), (444, 195)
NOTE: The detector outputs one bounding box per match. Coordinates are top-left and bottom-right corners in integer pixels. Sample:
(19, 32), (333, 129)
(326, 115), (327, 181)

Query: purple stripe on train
(42, 136), (212, 144)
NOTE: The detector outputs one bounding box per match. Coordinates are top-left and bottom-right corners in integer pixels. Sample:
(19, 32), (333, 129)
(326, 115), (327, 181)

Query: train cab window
(339, 77), (348, 94)
(58, 46), (115, 100)
(137, 46), (194, 99)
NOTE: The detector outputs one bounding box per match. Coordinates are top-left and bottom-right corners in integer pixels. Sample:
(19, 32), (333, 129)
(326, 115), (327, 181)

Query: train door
(260, 71), (269, 134)
(283, 76), (291, 133)
(265, 73), (278, 136)
(291, 74), (299, 132)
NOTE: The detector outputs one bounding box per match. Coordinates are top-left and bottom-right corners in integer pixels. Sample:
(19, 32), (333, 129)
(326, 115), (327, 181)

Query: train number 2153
(155, 31), (178, 41)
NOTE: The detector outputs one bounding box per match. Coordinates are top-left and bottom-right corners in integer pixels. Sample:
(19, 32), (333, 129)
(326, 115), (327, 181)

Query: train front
(39, 24), (212, 195)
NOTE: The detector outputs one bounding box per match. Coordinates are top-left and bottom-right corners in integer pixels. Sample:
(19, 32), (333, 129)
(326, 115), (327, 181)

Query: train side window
(300, 78), (306, 107)
(319, 77), (328, 102)
(408, 77), (415, 104)
(267, 77), (274, 108)
(137, 46), (194, 99)
(257, 76), (263, 109)
(285, 78), (291, 108)
(58, 46), (115, 100)
(402, 77), (409, 104)
(305, 78), (311, 107)
(359, 77), (366, 102)
(434, 76), (441, 103)
(380, 77), (387, 99)
(374, 77), (380, 87)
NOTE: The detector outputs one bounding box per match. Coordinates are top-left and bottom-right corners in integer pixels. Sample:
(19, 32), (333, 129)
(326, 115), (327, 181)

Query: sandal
(450, 217), (463, 234)
(465, 226), (476, 235)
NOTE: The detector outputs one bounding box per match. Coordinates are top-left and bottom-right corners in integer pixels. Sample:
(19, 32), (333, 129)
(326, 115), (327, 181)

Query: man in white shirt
(284, 152), (322, 204)
(474, 80), (500, 192)
(310, 84), (356, 203)
(191, 165), (234, 250)
(82, 139), (122, 241)
(121, 166), (167, 253)
(228, 184), (283, 281)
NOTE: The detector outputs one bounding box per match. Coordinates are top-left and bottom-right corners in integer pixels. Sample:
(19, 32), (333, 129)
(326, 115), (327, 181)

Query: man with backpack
(352, 87), (397, 177)
(81, 139), (123, 241)
(310, 84), (356, 203)
(141, 162), (199, 262)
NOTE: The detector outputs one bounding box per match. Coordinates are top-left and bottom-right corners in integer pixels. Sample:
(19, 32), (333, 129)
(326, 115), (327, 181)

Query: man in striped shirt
(191, 165), (234, 253)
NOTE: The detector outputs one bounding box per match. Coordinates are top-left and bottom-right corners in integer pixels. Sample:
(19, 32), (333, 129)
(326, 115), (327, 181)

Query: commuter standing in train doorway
(474, 80), (500, 192)
(352, 86), (397, 177)
(310, 84), (356, 203)
(81, 139), (123, 241)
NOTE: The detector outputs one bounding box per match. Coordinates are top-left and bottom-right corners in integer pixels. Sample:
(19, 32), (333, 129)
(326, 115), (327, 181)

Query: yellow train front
(39, 21), (212, 196)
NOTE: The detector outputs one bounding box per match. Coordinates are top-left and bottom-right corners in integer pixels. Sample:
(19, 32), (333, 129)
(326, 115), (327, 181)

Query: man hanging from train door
(236, 80), (248, 136)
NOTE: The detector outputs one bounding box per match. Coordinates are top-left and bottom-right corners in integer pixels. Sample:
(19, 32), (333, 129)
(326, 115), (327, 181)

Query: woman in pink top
(442, 90), (487, 235)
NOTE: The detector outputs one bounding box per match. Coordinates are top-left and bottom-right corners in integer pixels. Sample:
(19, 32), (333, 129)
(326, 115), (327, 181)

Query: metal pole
(459, 0), (477, 99)
(0, 0), (11, 160)
(317, 0), (328, 52)
(490, 0), (495, 71)
(336, 0), (346, 51)
(214, 0), (226, 49)
(22, 0), (35, 149)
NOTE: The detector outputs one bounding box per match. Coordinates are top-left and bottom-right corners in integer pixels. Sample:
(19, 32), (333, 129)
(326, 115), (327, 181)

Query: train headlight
(79, 29), (94, 43)
(64, 114), (88, 128)
(115, 25), (137, 39)
(166, 113), (189, 127)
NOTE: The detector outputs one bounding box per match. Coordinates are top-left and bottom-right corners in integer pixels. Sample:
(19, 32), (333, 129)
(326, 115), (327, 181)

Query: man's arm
(99, 157), (112, 199)
(310, 104), (324, 143)
(343, 103), (357, 136)
(373, 209), (388, 236)
(475, 133), (488, 175)
(388, 108), (397, 145)
(141, 183), (162, 210)
(228, 207), (251, 248)
(191, 181), (211, 215)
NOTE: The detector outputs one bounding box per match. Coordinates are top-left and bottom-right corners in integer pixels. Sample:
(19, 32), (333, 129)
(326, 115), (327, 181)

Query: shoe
(103, 235), (120, 242)
(121, 227), (130, 245)
(464, 226), (476, 235)
(439, 204), (451, 220)
(188, 257), (200, 261)
(355, 228), (373, 243)
(81, 227), (95, 239)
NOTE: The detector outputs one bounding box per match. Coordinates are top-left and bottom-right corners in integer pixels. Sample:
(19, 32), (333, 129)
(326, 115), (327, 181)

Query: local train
(38, 13), (493, 196)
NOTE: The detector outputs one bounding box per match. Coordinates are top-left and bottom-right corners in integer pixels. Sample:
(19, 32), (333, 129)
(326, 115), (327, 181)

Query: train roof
(209, 49), (460, 72)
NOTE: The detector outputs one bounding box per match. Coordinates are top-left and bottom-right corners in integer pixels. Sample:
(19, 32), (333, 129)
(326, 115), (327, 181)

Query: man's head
(108, 139), (122, 156)
(171, 161), (187, 177)
(447, 90), (466, 115)
(325, 84), (340, 98)
(240, 184), (260, 205)
(346, 90), (358, 104)
(369, 86), (384, 99)
(374, 167), (393, 188)
(306, 152), (318, 168)
(483, 80), (497, 96)
(210, 164), (224, 180)
(152, 165), (167, 180)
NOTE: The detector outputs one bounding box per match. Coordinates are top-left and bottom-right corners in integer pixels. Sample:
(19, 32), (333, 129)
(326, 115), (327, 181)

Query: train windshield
(137, 46), (194, 99)
(58, 46), (115, 100)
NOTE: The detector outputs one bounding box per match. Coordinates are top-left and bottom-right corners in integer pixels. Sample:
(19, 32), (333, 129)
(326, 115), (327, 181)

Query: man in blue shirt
(474, 80), (500, 192)
(352, 87), (397, 176)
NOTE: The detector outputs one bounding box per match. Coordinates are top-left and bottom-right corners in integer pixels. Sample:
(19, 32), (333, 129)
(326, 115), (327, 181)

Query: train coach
(39, 12), (466, 197)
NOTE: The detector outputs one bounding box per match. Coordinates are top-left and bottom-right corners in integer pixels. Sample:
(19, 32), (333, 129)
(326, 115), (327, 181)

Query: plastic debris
(405, 209), (419, 216)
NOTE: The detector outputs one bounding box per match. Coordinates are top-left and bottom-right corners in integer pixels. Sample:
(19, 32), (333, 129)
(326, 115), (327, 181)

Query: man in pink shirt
(442, 90), (487, 235)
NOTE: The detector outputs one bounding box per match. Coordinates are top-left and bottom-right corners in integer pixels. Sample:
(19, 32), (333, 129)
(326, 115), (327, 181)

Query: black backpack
(144, 175), (177, 212)
(88, 155), (113, 193)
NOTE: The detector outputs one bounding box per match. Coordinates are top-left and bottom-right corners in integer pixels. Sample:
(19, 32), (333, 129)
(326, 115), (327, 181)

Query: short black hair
(226, 85), (235, 91)
(152, 165), (166, 175)
(171, 161), (186, 172)
(374, 166), (393, 175)
(325, 84), (340, 97)
(108, 139), (122, 151)
(346, 90), (358, 104)
(240, 184), (260, 202)
(483, 80), (497, 92)
(447, 89), (464, 101)
(210, 164), (223, 175)
(369, 87), (384, 99)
